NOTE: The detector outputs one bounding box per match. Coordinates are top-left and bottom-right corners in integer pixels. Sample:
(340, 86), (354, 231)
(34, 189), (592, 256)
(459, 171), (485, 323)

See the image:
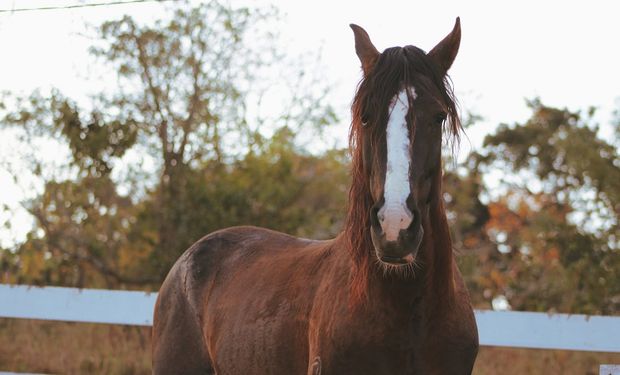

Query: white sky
(1, 0), (619, 245)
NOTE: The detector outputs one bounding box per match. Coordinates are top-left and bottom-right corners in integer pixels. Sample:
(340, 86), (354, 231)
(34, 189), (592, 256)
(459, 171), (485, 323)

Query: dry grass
(0, 319), (151, 375)
(474, 347), (620, 375)
(1, 318), (619, 374)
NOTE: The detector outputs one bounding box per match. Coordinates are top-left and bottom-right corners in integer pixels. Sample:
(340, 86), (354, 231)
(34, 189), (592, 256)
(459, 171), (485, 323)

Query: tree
(89, 1), (337, 278)
(462, 99), (620, 314)
(0, 1), (340, 288)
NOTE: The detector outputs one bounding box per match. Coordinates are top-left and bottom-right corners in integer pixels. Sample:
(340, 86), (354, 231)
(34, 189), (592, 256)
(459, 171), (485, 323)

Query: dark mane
(344, 45), (462, 303)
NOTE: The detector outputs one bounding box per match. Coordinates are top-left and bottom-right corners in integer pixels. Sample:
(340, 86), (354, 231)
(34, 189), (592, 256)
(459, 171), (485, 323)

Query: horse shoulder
(183, 226), (332, 374)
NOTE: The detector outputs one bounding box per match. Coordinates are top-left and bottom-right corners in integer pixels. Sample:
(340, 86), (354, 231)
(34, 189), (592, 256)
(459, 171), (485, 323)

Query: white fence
(1, 284), (619, 352)
(0, 284), (156, 326)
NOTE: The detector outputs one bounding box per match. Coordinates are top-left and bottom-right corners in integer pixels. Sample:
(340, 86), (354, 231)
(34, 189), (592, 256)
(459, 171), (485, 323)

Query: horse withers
(153, 18), (478, 374)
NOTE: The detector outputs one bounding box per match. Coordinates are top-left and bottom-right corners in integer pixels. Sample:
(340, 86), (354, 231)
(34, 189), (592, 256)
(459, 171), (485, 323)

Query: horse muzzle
(370, 208), (424, 265)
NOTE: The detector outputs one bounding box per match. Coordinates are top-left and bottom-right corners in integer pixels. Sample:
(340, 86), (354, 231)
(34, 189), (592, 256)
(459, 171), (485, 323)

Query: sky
(0, 0), (619, 245)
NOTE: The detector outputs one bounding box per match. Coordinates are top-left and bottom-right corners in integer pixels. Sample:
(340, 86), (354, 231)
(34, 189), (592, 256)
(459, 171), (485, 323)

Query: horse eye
(434, 113), (447, 125)
(361, 114), (370, 127)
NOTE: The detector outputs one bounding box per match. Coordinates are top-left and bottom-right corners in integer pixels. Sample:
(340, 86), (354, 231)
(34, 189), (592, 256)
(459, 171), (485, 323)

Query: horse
(152, 18), (478, 374)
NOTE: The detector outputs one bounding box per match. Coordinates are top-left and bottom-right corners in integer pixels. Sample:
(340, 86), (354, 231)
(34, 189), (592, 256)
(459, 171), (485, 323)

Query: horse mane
(344, 45), (462, 304)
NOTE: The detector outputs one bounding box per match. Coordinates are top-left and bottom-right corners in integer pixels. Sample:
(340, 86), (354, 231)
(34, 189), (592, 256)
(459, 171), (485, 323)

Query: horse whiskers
(411, 258), (424, 272)
(373, 256), (422, 280)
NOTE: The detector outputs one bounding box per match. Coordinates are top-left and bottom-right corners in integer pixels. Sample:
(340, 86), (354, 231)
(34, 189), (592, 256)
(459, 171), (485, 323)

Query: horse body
(153, 225), (477, 374)
(153, 18), (479, 374)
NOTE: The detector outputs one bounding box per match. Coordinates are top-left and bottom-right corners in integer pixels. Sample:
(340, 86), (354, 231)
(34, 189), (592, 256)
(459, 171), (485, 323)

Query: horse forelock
(344, 44), (462, 304)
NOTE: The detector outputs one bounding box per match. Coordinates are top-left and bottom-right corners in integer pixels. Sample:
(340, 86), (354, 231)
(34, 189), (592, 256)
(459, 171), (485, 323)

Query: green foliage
(56, 102), (139, 177)
(128, 129), (349, 281)
(194, 128), (348, 238)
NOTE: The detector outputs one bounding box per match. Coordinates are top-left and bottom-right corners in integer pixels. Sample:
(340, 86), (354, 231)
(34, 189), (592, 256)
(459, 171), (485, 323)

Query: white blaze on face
(378, 88), (415, 242)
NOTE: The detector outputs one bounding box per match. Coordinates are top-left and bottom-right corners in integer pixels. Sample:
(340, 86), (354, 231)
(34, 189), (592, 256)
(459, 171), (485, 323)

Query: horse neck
(421, 199), (457, 309)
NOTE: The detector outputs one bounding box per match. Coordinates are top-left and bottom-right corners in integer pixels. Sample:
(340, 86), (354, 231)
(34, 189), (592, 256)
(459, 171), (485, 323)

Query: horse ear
(428, 17), (461, 72)
(350, 24), (380, 76)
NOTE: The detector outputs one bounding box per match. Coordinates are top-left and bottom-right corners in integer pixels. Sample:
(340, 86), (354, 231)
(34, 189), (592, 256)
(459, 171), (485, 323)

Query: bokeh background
(0, 1), (619, 373)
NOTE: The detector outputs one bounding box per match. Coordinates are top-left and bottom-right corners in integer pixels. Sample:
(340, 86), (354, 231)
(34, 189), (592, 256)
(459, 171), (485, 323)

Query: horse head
(349, 19), (462, 267)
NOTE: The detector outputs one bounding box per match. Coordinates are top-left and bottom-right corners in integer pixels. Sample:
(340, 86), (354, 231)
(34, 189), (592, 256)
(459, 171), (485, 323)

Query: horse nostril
(378, 212), (385, 224)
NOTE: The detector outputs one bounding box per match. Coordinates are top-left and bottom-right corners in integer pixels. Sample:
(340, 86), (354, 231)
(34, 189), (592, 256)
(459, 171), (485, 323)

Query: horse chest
(308, 308), (419, 373)
(308, 298), (477, 374)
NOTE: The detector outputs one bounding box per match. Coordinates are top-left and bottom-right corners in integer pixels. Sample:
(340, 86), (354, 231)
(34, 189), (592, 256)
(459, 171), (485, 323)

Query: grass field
(1, 318), (618, 374)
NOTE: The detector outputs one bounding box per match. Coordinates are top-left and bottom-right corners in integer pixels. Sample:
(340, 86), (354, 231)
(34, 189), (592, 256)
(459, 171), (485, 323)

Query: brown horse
(152, 18), (478, 374)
